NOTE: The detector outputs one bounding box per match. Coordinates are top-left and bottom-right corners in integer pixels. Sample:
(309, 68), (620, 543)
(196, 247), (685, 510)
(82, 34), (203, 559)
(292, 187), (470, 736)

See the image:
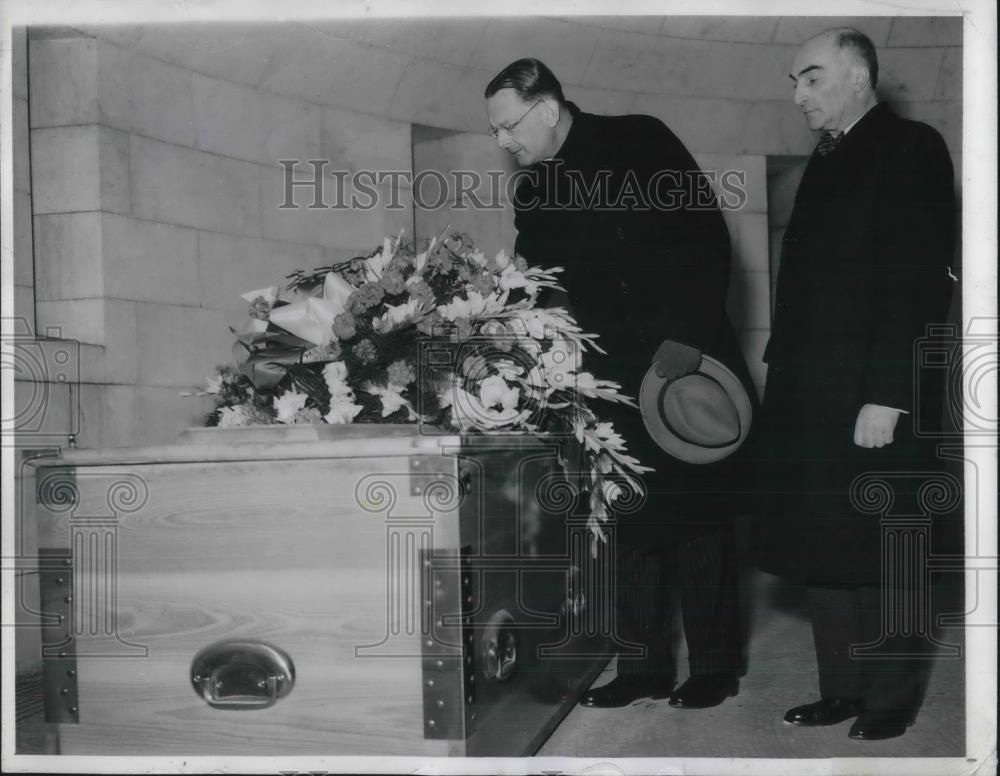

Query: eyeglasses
(488, 100), (543, 139)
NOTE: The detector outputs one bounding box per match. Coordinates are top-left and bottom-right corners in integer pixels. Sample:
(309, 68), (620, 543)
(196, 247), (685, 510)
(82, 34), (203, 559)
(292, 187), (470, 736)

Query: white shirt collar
(841, 103), (877, 136)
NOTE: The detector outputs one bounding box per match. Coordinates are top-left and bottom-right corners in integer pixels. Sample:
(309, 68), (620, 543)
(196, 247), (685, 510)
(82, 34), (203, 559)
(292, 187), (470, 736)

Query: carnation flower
(353, 338), (378, 364)
(514, 255), (528, 271)
(247, 295), (272, 320)
(387, 359), (416, 387)
(388, 252), (413, 273)
(273, 388), (308, 424)
(426, 248), (455, 275)
(471, 272), (495, 296)
(347, 281), (385, 314)
(380, 268), (407, 295)
(332, 312), (357, 340)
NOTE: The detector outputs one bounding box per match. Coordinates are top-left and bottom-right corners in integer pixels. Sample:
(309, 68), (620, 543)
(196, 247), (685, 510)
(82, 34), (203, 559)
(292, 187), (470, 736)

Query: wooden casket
(27, 424), (613, 756)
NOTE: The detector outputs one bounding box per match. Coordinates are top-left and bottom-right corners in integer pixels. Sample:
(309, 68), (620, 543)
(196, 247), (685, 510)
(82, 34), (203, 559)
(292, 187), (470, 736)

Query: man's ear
(851, 64), (872, 93)
(539, 98), (561, 127)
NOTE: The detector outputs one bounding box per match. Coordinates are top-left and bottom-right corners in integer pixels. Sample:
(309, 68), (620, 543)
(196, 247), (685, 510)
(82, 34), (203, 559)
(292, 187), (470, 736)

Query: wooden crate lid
(26, 425), (572, 469)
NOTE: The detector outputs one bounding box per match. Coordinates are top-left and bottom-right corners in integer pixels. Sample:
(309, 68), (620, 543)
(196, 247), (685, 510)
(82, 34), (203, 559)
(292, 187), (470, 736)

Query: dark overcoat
(512, 104), (757, 532)
(752, 103), (957, 585)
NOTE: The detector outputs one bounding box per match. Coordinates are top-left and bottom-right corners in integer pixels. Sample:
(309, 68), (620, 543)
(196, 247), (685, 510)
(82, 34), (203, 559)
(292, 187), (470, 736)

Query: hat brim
(639, 355), (753, 465)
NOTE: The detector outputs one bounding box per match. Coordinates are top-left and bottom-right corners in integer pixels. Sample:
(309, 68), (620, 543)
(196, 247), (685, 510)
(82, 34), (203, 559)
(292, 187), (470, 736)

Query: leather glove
(652, 340), (702, 380)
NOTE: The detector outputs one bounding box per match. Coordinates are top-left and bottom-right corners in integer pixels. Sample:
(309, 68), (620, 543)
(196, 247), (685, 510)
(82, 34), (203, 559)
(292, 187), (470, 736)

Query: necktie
(816, 131), (843, 157)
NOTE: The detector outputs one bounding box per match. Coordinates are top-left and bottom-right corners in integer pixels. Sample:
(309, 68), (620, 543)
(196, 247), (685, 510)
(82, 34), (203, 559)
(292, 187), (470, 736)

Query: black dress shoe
(667, 674), (739, 709)
(848, 709), (915, 740)
(579, 676), (675, 708)
(784, 698), (864, 726)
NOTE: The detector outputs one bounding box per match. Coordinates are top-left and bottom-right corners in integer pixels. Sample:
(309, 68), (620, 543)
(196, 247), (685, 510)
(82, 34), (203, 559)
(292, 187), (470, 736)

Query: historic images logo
(1, 318), (81, 446)
(277, 160), (748, 213)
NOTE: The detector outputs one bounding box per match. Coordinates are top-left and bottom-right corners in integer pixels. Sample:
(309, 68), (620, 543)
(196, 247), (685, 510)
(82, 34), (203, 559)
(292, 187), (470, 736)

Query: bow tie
(816, 131), (844, 157)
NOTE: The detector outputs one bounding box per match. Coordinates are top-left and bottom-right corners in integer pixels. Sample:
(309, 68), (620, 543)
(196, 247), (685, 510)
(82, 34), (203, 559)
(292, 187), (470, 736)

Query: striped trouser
(615, 522), (743, 679)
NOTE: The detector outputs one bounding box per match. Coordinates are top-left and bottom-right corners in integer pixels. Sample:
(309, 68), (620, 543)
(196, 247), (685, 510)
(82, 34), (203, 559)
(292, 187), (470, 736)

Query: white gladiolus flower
(365, 382), (416, 419)
(204, 374), (223, 395)
(364, 238), (392, 281)
(273, 388), (308, 424)
(512, 309), (564, 340)
(324, 398), (363, 424)
(479, 374), (520, 411)
(217, 405), (251, 428)
(412, 237), (436, 275)
(379, 299), (421, 330)
(323, 361), (350, 389)
(451, 386), (522, 430)
(437, 291), (506, 321)
(602, 479), (624, 504)
(498, 264), (538, 294)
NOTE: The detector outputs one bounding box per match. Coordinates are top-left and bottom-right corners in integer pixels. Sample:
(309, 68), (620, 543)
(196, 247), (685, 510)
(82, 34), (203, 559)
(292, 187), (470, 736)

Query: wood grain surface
(41, 453), (463, 756)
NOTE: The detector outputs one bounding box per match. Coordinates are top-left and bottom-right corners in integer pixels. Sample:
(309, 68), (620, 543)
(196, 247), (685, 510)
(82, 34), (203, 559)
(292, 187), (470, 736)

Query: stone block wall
(12, 16), (962, 448)
(25, 28), (414, 449)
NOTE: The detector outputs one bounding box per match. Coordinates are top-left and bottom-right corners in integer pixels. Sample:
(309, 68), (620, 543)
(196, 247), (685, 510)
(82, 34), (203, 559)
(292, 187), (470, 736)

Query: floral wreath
(188, 232), (652, 550)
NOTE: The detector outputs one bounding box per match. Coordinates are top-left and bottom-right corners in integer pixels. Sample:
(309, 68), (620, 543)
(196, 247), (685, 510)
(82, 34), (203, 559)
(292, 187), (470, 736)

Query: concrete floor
(539, 571), (966, 758)
(14, 571), (965, 761)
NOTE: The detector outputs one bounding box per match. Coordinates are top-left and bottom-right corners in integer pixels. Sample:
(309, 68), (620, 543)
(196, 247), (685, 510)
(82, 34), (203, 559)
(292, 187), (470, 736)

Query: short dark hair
(835, 27), (879, 89)
(484, 58), (566, 103)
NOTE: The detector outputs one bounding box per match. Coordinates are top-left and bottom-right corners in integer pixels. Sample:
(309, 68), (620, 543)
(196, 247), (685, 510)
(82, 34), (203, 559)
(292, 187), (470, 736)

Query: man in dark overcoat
(484, 58), (758, 709)
(753, 29), (956, 740)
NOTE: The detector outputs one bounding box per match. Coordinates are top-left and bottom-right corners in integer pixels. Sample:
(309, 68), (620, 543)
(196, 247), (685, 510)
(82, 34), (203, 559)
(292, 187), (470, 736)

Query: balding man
(753, 29), (956, 740)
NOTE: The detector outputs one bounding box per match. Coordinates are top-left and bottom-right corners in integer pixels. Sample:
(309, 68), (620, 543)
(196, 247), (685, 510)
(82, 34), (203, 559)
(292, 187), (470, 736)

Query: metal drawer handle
(482, 610), (517, 682)
(190, 640), (295, 710)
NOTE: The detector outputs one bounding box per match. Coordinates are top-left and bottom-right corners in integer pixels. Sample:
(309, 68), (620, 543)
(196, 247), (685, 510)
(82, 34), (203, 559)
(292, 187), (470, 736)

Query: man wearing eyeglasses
(484, 58), (756, 711)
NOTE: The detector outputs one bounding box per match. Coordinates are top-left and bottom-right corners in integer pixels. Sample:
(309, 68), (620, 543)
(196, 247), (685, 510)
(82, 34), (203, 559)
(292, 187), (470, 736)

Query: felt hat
(639, 355), (753, 464)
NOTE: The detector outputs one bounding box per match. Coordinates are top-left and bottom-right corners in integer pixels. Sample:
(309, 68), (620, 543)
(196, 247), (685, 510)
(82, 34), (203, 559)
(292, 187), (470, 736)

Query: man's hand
(652, 340), (702, 380)
(853, 404), (902, 448)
